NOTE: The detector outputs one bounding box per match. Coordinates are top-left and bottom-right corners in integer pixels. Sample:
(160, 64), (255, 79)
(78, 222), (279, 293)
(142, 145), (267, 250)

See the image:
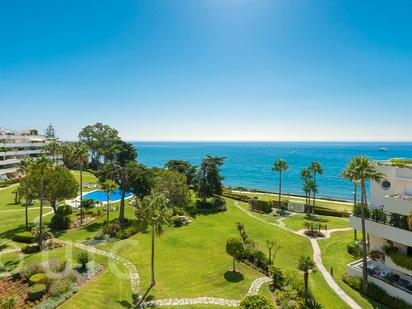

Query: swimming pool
(82, 188), (133, 202)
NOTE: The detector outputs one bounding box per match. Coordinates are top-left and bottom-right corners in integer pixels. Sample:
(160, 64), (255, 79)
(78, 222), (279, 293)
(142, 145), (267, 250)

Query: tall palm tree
(137, 191), (169, 306)
(297, 255), (316, 302)
(341, 161), (360, 206)
(18, 158), (35, 230)
(272, 159), (289, 208)
(99, 180), (117, 233)
(32, 157), (52, 251)
(75, 144), (89, 224)
(309, 161), (323, 214)
(301, 168), (312, 208)
(345, 156), (384, 293)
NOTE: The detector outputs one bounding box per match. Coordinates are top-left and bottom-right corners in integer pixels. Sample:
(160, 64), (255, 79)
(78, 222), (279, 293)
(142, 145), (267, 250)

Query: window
(381, 180), (391, 190)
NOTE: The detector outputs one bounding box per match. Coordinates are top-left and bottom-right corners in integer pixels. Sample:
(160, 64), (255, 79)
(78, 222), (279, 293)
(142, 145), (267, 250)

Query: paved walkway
(233, 201), (361, 309)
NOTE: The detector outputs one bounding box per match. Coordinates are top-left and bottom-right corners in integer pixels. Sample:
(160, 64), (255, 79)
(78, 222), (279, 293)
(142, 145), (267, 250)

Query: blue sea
(131, 142), (412, 200)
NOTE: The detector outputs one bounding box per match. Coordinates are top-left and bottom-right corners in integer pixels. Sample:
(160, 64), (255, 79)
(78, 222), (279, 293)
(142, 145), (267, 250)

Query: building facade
(0, 128), (60, 180)
(347, 160), (412, 304)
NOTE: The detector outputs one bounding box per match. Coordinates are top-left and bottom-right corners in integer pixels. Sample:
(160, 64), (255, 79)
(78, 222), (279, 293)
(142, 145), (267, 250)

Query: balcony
(0, 158), (21, 166)
(350, 215), (412, 247)
(0, 142), (46, 148)
(384, 195), (412, 216)
(347, 259), (412, 304)
(0, 149), (43, 156)
(0, 167), (18, 175)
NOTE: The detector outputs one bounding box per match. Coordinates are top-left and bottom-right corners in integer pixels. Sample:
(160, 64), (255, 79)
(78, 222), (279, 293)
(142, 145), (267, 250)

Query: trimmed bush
(12, 231), (34, 243)
(240, 295), (274, 309)
(27, 284), (46, 301)
(29, 273), (47, 285)
(76, 251), (90, 270)
(346, 243), (362, 257)
(20, 263), (43, 280)
(50, 206), (73, 230)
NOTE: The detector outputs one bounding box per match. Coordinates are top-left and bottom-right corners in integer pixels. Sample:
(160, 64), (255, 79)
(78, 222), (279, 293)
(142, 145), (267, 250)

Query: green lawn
(282, 214), (349, 231)
(318, 231), (389, 309)
(71, 170), (98, 192)
(0, 178), (358, 308)
(231, 191), (353, 213)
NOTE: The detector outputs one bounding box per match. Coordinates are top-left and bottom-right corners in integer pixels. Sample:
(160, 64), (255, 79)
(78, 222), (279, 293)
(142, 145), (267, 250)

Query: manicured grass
(318, 231), (389, 309)
(282, 214), (349, 231)
(231, 191), (353, 213)
(71, 170), (98, 192)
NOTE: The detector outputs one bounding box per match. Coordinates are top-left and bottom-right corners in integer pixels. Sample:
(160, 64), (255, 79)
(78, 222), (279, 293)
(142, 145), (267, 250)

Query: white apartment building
(348, 160), (412, 304)
(0, 128), (60, 180)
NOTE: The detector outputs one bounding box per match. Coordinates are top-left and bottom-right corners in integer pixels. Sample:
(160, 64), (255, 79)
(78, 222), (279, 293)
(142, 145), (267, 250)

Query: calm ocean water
(131, 142), (412, 200)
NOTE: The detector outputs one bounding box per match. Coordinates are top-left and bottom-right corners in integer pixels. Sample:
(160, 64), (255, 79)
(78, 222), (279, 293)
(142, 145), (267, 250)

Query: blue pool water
(131, 142), (412, 200)
(83, 188), (133, 202)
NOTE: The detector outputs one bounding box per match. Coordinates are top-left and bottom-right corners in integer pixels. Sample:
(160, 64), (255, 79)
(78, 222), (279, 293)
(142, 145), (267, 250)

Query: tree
(154, 170), (190, 208)
(30, 157), (53, 251)
(60, 143), (78, 168)
(18, 158), (36, 230)
(42, 166), (78, 213)
(343, 156), (384, 293)
(137, 191), (170, 306)
(45, 124), (56, 139)
(301, 168), (312, 208)
(165, 160), (197, 185)
(265, 239), (280, 266)
(75, 144), (89, 224)
(306, 180), (317, 213)
(99, 179), (117, 233)
(341, 161), (360, 207)
(128, 164), (153, 200)
(297, 256), (316, 302)
(78, 123), (120, 169)
(42, 139), (61, 164)
(226, 237), (244, 272)
(195, 156), (225, 200)
(236, 222), (248, 244)
(272, 159), (289, 207)
(309, 162), (323, 213)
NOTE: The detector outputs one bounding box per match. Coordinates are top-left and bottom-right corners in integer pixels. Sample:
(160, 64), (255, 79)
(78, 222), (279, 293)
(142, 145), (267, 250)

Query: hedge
(342, 273), (412, 309)
(28, 284), (47, 301)
(314, 206), (349, 218)
(12, 231), (34, 243)
(385, 247), (412, 271)
(29, 273), (48, 286)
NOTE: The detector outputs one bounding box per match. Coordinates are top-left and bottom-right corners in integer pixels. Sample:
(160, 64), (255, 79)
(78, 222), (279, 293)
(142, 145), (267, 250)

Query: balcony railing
(384, 195), (412, 216)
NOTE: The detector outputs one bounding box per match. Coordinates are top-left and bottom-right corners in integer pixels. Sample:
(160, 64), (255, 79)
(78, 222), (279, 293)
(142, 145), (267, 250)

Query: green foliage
(255, 200), (273, 214)
(388, 158), (412, 167)
(76, 251), (91, 270)
(12, 231), (34, 243)
(49, 279), (72, 297)
(195, 156), (225, 199)
(384, 246), (412, 271)
(370, 207), (387, 223)
(240, 295), (274, 309)
(270, 265), (285, 290)
(154, 170), (190, 208)
(226, 237), (244, 259)
(1, 295), (17, 309)
(165, 160), (197, 185)
(352, 204), (370, 218)
(342, 273), (412, 309)
(28, 284), (47, 301)
(346, 242), (361, 257)
(50, 206), (73, 230)
(274, 285), (304, 309)
(22, 244), (40, 254)
(31, 225), (53, 242)
(29, 273), (47, 286)
(20, 263), (43, 280)
(80, 198), (95, 209)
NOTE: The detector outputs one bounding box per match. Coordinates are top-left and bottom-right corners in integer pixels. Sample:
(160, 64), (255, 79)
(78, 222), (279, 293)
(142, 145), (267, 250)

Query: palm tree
(272, 159), (289, 208)
(309, 161), (323, 213)
(137, 191), (169, 306)
(345, 156), (384, 293)
(297, 255), (316, 302)
(18, 158), (35, 230)
(42, 139), (61, 164)
(301, 168), (312, 208)
(341, 161), (360, 207)
(75, 144), (89, 224)
(32, 157), (52, 251)
(99, 180), (117, 233)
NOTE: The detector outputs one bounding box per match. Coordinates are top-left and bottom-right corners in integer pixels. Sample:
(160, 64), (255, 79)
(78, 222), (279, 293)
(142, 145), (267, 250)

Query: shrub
(385, 247), (412, 271)
(274, 286), (304, 309)
(20, 263), (43, 280)
(240, 295), (274, 309)
(172, 216), (184, 227)
(102, 222), (120, 237)
(27, 284), (46, 301)
(1, 295), (17, 309)
(352, 204), (370, 218)
(255, 200), (272, 214)
(12, 231), (34, 243)
(270, 266), (285, 290)
(29, 273), (47, 285)
(212, 196), (227, 211)
(50, 214), (72, 230)
(80, 198), (95, 209)
(346, 243), (362, 257)
(44, 259), (67, 274)
(370, 207), (387, 223)
(22, 244), (40, 254)
(31, 225), (53, 241)
(49, 279), (72, 297)
(76, 251), (90, 270)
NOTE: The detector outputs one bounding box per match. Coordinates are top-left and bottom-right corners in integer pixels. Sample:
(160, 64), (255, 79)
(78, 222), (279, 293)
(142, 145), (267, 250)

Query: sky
(1, 0), (412, 141)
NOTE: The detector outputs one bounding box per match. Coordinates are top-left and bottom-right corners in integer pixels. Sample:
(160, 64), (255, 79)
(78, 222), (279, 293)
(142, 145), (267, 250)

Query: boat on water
(379, 147), (388, 152)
